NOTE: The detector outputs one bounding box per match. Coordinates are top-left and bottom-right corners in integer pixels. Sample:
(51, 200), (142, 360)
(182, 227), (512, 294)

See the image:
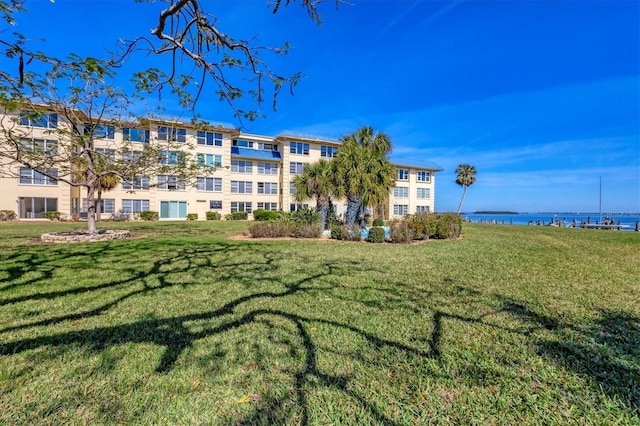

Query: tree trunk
(96, 186), (102, 222)
(345, 194), (361, 226)
(456, 186), (468, 214)
(86, 185), (97, 233)
(317, 196), (331, 230)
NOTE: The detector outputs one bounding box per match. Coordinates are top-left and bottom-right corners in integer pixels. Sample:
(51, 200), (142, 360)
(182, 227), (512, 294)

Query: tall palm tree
(333, 126), (395, 226)
(292, 159), (340, 229)
(455, 163), (477, 214)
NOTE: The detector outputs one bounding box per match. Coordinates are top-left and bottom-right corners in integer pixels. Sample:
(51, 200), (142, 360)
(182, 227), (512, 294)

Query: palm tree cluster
(292, 126), (395, 229)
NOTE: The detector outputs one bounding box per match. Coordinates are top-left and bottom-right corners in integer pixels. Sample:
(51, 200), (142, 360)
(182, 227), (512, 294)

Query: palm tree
(333, 126), (395, 226)
(292, 159), (340, 229)
(455, 163), (477, 214)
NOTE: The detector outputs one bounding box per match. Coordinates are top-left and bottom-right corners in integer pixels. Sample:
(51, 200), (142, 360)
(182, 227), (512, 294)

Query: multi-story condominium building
(0, 110), (442, 221)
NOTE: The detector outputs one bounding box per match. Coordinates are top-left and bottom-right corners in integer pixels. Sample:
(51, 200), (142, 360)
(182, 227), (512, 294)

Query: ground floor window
(122, 199), (150, 214)
(18, 197), (58, 218)
(231, 201), (252, 214)
(290, 203), (309, 212)
(257, 202), (278, 211)
(160, 201), (188, 219)
(393, 204), (408, 216)
(82, 198), (115, 214)
(416, 205), (430, 213)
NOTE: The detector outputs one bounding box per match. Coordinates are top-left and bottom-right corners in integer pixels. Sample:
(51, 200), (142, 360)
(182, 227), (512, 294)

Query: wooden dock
(580, 223), (629, 230)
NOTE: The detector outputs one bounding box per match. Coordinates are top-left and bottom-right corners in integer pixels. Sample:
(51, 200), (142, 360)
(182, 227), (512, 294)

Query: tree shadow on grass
(0, 241), (423, 424)
(501, 300), (639, 415)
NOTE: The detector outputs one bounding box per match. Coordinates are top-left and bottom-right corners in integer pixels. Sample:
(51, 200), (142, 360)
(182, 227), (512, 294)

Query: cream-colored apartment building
(0, 111), (442, 220)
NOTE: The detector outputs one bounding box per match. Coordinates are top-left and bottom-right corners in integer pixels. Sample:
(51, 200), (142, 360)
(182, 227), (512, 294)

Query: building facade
(0, 111), (443, 221)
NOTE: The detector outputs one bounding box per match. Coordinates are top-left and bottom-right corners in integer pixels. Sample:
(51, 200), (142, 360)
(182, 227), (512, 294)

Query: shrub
(206, 211), (221, 221)
(367, 226), (385, 243)
(253, 209), (279, 221)
(407, 222), (425, 240)
(292, 207), (321, 225)
(187, 213), (198, 221)
(372, 218), (385, 227)
(140, 211), (159, 221)
(0, 210), (17, 221)
(330, 225), (362, 241)
(389, 220), (414, 244)
(292, 223), (323, 239)
(42, 211), (61, 221)
(248, 222), (291, 238)
(226, 212), (248, 220)
(434, 213), (462, 239)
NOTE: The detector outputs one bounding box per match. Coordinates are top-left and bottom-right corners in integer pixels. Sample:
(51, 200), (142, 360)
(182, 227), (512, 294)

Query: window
(20, 112), (57, 128)
(290, 142), (309, 155)
(196, 177), (222, 192)
(258, 182), (278, 195)
(197, 131), (223, 146)
(231, 180), (253, 194)
(231, 201), (252, 213)
(417, 188), (430, 199)
(393, 186), (409, 198)
(82, 198), (115, 214)
(95, 147), (116, 162)
(160, 200), (188, 219)
(258, 162), (278, 175)
(86, 124), (115, 139)
(397, 169), (409, 181)
(197, 153), (222, 167)
(393, 204), (408, 216)
(257, 142), (278, 151)
(290, 182), (297, 195)
(158, 175), (186, 191)
(231, 159), (253, 173)
(19, 197), (58, 219)
(321, 145), (338, 158)
(122, 199), (150, 213)
(122, 176), (150, 190)
(210, 200), (223, 209)
(290, 203), (309, 212)
(416, 206), (430, 213)
(159, 150), (185, 165)
(122, 150), (143, 162)
(21, 138), (57, 155)
(417, 171), (430, 182)
(123, 127), (150, 143)
(232, 139), (254, 148)
(158, 126), (186, 142)
(19, 168), (58, 185)
(290, 162), (306, 175)
(257, 202), (278, 211)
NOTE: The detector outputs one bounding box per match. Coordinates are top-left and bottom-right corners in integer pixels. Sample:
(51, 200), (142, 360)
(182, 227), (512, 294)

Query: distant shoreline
(473, 211), (518, 215)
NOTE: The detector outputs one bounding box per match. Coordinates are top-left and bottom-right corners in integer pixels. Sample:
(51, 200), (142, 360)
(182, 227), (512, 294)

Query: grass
(0, 220), (638, 425)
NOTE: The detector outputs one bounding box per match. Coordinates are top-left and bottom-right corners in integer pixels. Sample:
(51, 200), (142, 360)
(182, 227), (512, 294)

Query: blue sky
(8, 0), (640, 213)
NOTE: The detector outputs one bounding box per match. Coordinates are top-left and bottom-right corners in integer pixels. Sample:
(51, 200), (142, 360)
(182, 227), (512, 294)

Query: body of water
(462, 213), (640, 231)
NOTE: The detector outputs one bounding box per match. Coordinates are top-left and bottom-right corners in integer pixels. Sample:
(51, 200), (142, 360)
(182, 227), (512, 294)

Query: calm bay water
(461, 213), (640, 231)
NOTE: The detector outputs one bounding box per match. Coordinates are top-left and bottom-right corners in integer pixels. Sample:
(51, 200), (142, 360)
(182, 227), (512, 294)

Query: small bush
(42, 211), (61, 221)
(372, 218), (385, 227)
(435, 213), (462, 239)
(226, 212), (248, 220)
(389, 220), (414, 244)
(0, 210), (17, 221)
(292, 223), (323, 239)
(330, 225), (362, 241)
(206, 211), (221, 221)
(292, 207), (321, 225)
(248, 222), (291, 238)
(253, 209), (279, 221)
(187, 213), (198, 221)
(367, 226), (385, 243)
(140, 211), (159, 221)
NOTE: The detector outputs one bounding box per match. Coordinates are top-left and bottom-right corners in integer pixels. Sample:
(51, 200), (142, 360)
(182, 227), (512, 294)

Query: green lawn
(1, 221), (638, 425)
